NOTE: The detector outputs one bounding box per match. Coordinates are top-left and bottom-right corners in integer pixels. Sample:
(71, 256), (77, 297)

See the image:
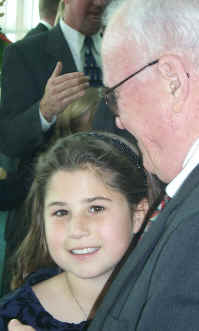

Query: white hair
(105, 0), (199, 70)
(121, 0), (199, 66)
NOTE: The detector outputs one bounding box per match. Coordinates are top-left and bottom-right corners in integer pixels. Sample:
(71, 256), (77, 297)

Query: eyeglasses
(103, 59), (159, 113)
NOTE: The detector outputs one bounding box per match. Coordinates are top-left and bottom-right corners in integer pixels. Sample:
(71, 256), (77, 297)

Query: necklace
(65, 274), (88, 320)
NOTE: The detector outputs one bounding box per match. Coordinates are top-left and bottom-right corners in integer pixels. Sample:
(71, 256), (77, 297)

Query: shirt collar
(59, 18), (103, 54)
(166, 137), (199, 197)
(39, 20), (52, 30)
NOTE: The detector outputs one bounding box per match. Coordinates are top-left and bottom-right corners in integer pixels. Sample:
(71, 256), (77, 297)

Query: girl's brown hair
(11, 132), (149, 289)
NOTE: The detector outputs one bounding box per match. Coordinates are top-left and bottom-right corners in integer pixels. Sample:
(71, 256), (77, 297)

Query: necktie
(144, 194), (171, 234)
(149, 194), (171, 222)
(84, 36), (102, 87)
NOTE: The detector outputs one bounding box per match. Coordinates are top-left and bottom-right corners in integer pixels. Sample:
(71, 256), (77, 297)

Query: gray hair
(107, 0), (199, 69)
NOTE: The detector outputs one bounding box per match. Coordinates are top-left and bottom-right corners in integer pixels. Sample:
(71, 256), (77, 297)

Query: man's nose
(68, 215), (90, 239)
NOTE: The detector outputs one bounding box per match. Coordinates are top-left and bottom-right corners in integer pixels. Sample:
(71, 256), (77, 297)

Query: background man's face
(65, 0), (109, 35)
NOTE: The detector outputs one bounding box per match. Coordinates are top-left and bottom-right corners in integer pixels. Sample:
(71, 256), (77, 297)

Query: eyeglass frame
(103, 58), (190, 114)
(103, 59), (159, 113)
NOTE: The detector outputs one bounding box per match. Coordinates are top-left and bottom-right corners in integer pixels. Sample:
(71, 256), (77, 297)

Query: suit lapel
(45, 25), (77, 74)
(89, 164), (199, 329)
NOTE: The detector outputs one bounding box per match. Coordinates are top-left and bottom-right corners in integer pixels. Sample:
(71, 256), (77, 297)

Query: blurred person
(1, 131), (149, 330)
(52, 87), (100, 141)
(0, 0), (109, 159)
(0, 166), (30, 211)
(25, 0), (60, 38)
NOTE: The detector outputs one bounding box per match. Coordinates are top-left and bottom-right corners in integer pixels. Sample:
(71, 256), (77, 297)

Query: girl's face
(44, 168), (134, 282)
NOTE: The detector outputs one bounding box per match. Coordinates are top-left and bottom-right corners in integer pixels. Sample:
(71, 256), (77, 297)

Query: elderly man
(91, 0), (199, 329)
(8, 0), (199, 330)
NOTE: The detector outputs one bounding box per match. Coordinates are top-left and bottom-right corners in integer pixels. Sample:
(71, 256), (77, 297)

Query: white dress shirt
(166, 138), (199, 197)
(59, 18), (102, 72)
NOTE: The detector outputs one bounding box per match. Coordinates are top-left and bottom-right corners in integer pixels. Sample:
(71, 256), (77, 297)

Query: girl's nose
(68, 215), (90, 239)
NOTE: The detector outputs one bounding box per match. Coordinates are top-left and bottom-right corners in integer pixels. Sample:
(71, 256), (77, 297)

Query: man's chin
(83, 23), (101, 36)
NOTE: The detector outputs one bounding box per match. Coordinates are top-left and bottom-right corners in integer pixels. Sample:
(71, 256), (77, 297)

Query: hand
(40, 61), (90, 122)
(8, 319), (35, 331)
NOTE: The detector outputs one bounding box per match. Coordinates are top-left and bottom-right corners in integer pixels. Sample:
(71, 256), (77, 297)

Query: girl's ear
(132, 198), (149, 234)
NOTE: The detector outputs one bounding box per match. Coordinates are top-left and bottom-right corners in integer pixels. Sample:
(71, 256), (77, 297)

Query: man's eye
(89, 205), (105, 214)
(53, 209), (68, 217)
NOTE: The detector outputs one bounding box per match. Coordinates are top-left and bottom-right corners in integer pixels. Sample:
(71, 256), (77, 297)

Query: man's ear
(132, 198), (149, 234)
(157, 55), (189, 113)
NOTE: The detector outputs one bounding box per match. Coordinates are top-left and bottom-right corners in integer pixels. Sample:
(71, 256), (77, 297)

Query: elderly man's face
(103, 35), (174, 183)
(64, 0), (109, 36)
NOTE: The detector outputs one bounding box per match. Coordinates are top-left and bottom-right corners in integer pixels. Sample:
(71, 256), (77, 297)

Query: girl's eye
(89, 205), (105, 214)
(53, 209), (68, 217)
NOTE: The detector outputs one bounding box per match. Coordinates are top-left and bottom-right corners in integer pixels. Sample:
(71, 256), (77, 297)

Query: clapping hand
(40, 61), (90, 122)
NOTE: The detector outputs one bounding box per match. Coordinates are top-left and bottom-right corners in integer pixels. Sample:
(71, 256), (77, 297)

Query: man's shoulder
(4, 30), (56, 61)
(11, 25), (61, 48)
(3, 33), (47, 59)
(25, 23), (48, 38)
(17, 30), (50, 47)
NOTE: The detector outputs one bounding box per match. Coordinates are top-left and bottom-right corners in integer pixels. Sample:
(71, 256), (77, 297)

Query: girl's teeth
(71, 248), (98, 255)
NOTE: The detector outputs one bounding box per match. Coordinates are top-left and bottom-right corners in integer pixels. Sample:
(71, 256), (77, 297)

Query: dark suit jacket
(24, 23), (49, 38)
(0, 22), (49, 211)
(0, 25), (78, 266)
(0, 172), (29, 211)
(88, 164), (199, 331)
(0, 24), (77, 158)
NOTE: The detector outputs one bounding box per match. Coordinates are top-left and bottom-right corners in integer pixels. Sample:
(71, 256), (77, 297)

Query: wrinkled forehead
(102, 9), (135, 87)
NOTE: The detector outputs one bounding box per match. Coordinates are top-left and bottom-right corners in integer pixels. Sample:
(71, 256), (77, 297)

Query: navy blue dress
(0, 268), (89, 330)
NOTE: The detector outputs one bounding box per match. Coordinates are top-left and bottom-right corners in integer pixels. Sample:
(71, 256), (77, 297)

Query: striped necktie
(144, 194), (171, 234)
(84, 36), (102, 87)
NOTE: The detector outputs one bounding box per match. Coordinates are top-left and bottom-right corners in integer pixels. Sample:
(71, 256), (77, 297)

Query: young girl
(1, 131), (149, 330)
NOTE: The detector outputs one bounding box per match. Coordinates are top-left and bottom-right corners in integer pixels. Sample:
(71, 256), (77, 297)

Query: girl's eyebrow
(46, 197), (112, 208)
(84, 197), (112, 203)
(46, 201), (67, 208)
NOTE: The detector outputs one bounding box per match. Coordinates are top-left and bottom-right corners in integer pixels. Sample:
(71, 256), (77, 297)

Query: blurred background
(0, 0), (39, 42)
(0, 0), (39, 296)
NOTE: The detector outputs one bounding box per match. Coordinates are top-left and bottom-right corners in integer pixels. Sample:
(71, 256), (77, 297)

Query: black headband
(72, 131), (143, 169)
